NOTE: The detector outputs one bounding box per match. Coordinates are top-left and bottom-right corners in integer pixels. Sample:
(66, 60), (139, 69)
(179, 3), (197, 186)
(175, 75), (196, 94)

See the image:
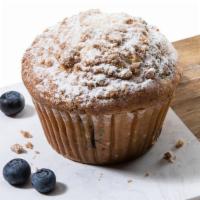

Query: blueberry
(0, 91), (25, 116)
(31, 168), (56, 194)
(3, 158), (31, 186)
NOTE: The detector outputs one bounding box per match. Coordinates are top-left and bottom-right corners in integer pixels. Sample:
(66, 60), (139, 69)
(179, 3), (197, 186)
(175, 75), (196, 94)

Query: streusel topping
(23, 10), (177, 107)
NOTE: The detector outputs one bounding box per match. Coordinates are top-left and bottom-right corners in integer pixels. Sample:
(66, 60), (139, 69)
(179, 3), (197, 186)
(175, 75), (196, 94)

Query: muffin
(22, 10), (181, 165)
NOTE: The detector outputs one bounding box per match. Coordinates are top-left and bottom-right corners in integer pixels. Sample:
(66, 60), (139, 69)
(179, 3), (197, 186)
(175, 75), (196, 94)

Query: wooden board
(172, 35), (200, 139)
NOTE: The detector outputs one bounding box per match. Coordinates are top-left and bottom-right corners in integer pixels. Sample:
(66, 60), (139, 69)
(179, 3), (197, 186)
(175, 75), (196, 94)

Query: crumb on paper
(20, 130), (33, 138)
(127, 179), (133, 183)
(163, 151), (176, 163)
(175, 139), (184, 149)
(32, 151), (40, 159)
(25, 142), (34, 149)
(11, 144), (26, 154)
(34, 151), (40, 154)
(144, 172), (149, 177)
(98, 173), (103, 181)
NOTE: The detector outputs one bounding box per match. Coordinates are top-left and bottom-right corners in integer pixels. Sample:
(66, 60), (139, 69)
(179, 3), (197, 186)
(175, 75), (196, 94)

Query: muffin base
(34, 99), (170, 165)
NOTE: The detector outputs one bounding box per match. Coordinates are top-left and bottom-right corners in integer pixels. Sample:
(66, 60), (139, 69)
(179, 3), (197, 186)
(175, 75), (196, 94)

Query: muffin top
(22, 10), (181, 113)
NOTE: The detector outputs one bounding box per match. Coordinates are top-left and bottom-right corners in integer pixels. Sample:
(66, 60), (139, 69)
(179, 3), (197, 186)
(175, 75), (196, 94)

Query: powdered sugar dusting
(26, 10), (177, 106)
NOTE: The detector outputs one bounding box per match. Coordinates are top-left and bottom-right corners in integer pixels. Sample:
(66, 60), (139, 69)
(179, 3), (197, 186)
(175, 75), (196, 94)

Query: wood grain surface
(172, 35), (200, 139)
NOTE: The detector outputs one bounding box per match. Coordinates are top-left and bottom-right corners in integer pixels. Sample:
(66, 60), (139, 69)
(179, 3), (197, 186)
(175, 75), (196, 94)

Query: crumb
(127, 179), (133, 183)
(125, 18), (134, 24)
(175, 139), (184, 149)
(98, 173), (103, 181)
(20, 130), (33, 138)
(163, 151), (176, 163)
(144, 172), (149, 177)
(59, 43), (66, 49)
(32, 151), (40, 159)
(34, 151), (40, 154)
(40, 59), (45, 65)
(145, 68), (156, 79)
(11, 144), (26, 154)
(46, 59), (53, 67)
(25, 142), (34, 149)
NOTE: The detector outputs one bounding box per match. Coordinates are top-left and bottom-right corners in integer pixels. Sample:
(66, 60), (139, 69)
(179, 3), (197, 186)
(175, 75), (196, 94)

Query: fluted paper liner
(34, 100), (171, 165)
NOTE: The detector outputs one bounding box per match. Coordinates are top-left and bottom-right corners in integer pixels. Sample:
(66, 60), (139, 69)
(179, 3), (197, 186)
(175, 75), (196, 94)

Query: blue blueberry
(0, 91), (25, 116)
(3, 158), (31, 186)
(31, 168), (56, 194)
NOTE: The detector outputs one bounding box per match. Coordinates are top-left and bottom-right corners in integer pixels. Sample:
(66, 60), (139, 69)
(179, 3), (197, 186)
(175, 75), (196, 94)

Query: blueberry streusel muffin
(22, 10), (181, 165)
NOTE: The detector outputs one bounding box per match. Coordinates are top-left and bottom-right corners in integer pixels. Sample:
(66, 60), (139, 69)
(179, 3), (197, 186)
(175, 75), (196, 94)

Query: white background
(0, 0), (200, 87)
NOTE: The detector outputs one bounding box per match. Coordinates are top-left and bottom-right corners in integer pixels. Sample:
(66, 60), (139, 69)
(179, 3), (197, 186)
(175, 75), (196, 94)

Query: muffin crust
(22, 10), (181, 114)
